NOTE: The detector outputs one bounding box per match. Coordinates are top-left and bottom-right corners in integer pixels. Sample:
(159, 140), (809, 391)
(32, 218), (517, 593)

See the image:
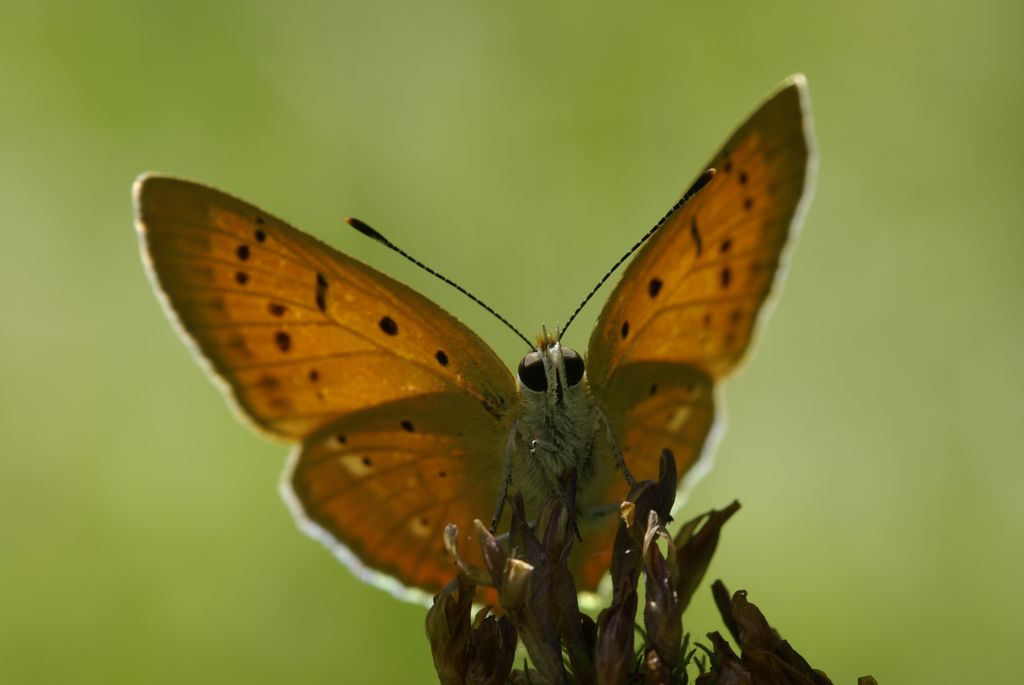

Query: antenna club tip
(347, 217), (385, 242)
(682, 168), (717, 202)
(696, 168), (717, 185)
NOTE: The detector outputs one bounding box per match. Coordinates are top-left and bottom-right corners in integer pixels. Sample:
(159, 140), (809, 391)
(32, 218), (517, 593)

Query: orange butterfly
(135, 75), (814, 602)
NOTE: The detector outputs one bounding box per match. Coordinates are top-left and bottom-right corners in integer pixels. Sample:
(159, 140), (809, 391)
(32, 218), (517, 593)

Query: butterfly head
(517, 338), (586, 404)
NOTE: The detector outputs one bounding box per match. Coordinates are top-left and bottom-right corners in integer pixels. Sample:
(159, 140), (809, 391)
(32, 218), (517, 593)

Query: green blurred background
(2, 1), (1020, 682)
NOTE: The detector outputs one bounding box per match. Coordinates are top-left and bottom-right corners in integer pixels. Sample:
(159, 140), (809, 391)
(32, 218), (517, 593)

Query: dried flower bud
(473, 519), (507, 589)
(425, 575), (475, 684)
(426, 574), (518, 685)
(695, 632), (749, 685)
(500, 558), (534, 611)
(674, 501), (741, 615)
(702, 582), (868, 685)
(497, 496), (569, 684)
(595, 583), (638, 685)
(643, 511), (682, 671)
(594, 452), (683, 685)
(609, 450), (679, 591)
(465, 609), (517, 685)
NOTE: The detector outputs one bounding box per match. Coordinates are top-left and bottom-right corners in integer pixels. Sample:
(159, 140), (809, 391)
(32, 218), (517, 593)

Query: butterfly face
(135, 75), (815, 603)
(517, 342), (585, 395)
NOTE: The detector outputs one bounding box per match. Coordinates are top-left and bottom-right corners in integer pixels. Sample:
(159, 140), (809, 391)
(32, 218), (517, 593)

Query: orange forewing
(575, 76), (814, 588)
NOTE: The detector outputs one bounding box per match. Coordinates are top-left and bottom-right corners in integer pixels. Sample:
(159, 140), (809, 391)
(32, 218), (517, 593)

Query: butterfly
(135, 75), (814, 603)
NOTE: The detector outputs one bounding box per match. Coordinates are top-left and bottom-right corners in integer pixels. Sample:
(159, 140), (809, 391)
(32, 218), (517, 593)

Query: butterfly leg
(490, 428), (520, 533)
(596, 407), (636, 487)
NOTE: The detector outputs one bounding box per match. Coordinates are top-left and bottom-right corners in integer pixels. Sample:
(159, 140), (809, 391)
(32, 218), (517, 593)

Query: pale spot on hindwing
(408, 516), (433, 538)
(666, 405), (693, 432)
(339, 454), (373, 477)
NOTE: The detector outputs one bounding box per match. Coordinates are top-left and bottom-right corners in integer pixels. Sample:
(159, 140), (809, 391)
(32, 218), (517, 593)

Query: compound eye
(517, 351), (548, 392)
(562, 347), (585, 386)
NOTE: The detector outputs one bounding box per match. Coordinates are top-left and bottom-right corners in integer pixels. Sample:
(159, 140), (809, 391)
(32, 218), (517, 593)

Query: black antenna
(346, 217), (535, 350)
(559, 168), (717, 339)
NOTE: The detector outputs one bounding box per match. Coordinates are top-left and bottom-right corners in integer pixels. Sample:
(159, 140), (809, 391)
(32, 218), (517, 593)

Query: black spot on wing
(315, 272), (328, 312)
(690, 217), (703, 256)
(379, 316), (398, 336)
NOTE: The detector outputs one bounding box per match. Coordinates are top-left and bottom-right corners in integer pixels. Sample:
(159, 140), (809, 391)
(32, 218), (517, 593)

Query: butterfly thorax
(512, 341), (601, 510)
